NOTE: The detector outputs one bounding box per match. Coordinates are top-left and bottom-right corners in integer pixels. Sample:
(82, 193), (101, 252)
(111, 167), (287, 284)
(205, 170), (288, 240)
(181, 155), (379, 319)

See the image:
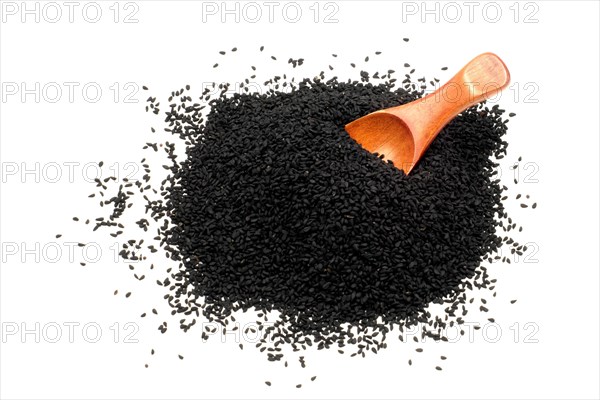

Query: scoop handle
(402, 53), (510, 163)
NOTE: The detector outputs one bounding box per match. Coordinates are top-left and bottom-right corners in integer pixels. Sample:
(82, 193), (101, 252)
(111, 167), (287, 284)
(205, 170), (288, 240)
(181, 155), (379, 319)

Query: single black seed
(265, 381), (271, 386)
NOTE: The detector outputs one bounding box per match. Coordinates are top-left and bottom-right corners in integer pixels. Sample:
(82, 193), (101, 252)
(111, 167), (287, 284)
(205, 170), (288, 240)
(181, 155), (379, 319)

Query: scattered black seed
(178, 355), (184, 360)
(74, 48), (526, 380)
(142, 86), (148, 90)
(520, 204), (528, 208)
(408, 359), (412, 366)
(509, 112), (516, 117)
(213, 63), (218, 68)
(511, 300), (517, 304)
(532, 203), (537, 209)
(441, 356), (447, 360)
(403, 38), (409, 42)
(265, 381), (271, 386)
(416, 348), (423, 353)
(311, 376), (317, 381)
(55, 234), (62, 238)
(125, 292), (131, 298)
(436, 366), (442, 371)
(296, 384), (302, 389)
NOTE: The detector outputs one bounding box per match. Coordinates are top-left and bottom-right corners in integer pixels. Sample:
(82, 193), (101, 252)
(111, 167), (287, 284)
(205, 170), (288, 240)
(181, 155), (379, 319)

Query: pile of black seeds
(70, 47), (532, 378)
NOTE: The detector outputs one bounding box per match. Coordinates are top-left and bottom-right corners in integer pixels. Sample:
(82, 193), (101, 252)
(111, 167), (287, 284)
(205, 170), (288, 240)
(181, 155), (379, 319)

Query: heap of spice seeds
(72, 47), (533, 380)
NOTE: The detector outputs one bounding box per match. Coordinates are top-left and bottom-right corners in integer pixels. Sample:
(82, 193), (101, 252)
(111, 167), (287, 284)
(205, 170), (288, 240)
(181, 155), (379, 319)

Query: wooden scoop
(345, 53), (510, 173)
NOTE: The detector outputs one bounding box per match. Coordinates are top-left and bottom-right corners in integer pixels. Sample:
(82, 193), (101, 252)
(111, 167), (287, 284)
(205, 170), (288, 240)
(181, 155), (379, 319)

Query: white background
(1, 1), (599, 399)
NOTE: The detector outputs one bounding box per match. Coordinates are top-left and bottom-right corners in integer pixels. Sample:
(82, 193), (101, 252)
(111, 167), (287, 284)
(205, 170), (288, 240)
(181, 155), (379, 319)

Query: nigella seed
(72, 47), (524, 378)
(265, 381), (271, 386)
(296, 384), (302, 389)
(311, 376), (316, 381)
(532, 203), (537, 209)
(436, 366), (442, 371)
(125, 292), (131, 298)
